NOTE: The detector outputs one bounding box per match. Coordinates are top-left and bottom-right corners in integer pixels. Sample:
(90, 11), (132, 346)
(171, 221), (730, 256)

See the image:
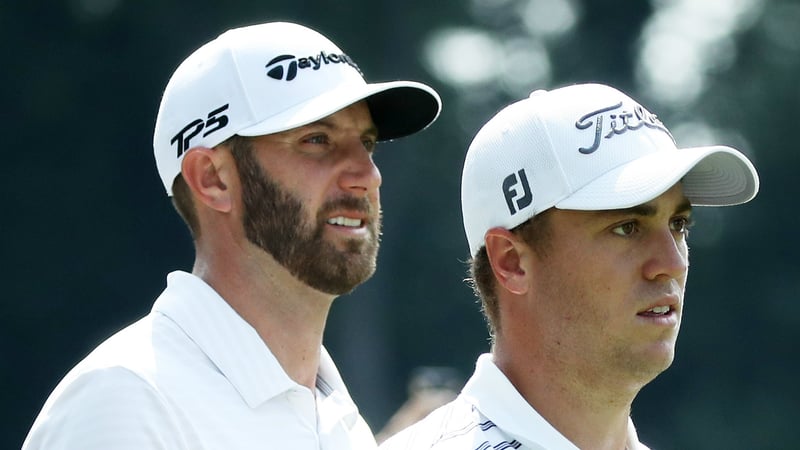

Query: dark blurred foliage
(3, 1), (797, 449)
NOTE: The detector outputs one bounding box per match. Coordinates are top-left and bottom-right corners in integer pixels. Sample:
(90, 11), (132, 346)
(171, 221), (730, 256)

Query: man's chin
(297, 246), (378, 296)
(306, 268), (376, 296)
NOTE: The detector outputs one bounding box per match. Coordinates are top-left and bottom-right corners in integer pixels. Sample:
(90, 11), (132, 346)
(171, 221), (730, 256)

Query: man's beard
(233, 145), (381, 295)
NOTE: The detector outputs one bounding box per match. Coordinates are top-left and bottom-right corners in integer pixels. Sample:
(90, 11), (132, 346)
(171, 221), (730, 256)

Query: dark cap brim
(366, 83), (442, 141)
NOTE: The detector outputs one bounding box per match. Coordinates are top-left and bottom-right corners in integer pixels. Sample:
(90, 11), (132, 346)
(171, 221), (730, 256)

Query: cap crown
(154, 23), (365, 193)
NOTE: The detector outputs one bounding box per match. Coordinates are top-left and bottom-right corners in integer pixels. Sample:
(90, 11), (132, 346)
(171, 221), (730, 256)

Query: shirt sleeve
(23, 366), (187, 450)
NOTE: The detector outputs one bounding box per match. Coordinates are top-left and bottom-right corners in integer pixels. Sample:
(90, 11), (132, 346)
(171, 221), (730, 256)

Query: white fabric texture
(23, 271), (377, 450)
(380, 353), (650, 450)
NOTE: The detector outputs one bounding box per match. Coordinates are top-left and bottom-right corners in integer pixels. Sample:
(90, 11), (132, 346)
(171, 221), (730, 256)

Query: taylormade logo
(265, 51), (361, 81)
(575, 102), (673, 154)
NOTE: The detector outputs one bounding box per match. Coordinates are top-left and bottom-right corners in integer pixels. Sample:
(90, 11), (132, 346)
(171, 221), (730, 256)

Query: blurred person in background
(375, 367), (463, 444)
(380, 83), (758, 450)
(23, 21), (440, 450)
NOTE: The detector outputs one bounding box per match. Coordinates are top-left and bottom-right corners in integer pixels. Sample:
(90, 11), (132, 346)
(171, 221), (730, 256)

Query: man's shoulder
(22, 320), (186, 450)
(22, 309), (215, 450)
(74, 313), (173, 373)
(37, 310), (197, 408)
(379, 397), (509, 450)
(37, 316), (170, 408)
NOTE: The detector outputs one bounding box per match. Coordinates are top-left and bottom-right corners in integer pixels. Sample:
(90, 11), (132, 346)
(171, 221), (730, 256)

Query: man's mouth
(644, 305), (671, 315)
(326, 216), (364, 228)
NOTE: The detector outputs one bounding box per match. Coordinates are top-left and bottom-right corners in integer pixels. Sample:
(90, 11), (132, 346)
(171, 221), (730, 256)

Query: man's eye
(305, 134), (329, 145)
(611, 222), (637, 236)
(363, 138), (377, 153)
(671, 216), (693, 234)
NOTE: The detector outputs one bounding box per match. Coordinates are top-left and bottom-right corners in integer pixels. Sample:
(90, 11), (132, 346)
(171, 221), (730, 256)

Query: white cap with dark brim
(154, 22), (441, 195)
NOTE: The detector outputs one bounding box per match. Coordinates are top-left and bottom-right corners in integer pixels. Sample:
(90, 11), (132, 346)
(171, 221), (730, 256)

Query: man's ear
(484, 227), (530, 296)
(180, 147), (234, 213)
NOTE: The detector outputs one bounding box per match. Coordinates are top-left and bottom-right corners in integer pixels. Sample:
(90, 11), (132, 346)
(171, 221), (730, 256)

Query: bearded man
(23, 22), (440, 450)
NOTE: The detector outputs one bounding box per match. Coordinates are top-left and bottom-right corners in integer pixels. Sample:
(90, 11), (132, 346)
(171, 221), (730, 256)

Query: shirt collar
(152, 270), (332, 409)
(461, 353), (650, 450)
(316, 346), (363, 434)
(461, 353), (580, 450)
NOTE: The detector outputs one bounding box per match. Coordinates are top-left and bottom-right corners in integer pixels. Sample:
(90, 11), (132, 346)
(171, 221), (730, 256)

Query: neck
(493, 338), (638, 450)
(193, 243), (335, 391)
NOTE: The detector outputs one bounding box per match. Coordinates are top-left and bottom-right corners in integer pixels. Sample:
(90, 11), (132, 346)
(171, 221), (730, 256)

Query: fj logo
(265, 51), (362, 81)
(170, 104), (229, 157)
(503, 169), (532, 215)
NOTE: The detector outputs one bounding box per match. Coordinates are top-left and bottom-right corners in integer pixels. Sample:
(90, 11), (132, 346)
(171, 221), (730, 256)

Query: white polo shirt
(23, 271), (378, 450)
(380, 353), (651, 450)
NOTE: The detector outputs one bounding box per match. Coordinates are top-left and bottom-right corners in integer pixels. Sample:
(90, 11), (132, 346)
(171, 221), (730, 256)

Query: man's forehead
(544, 185), (692, 223)
(602, 198), (693, 218)
(276, 101), (376, 136)
(588, 190), (692, 219)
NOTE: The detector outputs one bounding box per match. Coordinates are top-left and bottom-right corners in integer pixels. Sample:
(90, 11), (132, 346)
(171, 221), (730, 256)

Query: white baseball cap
(153, 22), (442, 195)
(462, 83), (759, 256)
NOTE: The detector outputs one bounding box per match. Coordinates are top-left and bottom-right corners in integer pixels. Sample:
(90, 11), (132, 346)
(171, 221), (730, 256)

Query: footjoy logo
(575, 102), (673, 154)
(265, 51), (361, 81)
(502, 169), (532, 215)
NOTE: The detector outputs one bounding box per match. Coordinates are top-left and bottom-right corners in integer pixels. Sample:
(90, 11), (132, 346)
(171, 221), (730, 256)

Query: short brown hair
(171, 173), (199, 238)
(466, 209), (552, 340)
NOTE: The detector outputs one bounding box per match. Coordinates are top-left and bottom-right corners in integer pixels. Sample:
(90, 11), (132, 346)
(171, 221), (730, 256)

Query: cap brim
(237, 80), (441, 141)
(555, 145), (760, 210)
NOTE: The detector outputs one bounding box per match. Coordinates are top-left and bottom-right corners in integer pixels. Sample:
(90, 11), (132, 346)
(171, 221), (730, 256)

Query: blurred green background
(4, 0), (798, 448)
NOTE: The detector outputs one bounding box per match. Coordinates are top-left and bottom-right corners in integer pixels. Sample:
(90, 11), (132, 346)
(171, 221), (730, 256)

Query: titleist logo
(575, 102), (673, 154)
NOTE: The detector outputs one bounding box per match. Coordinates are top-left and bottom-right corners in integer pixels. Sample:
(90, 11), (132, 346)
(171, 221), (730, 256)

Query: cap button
(529, 89), (547, 98)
